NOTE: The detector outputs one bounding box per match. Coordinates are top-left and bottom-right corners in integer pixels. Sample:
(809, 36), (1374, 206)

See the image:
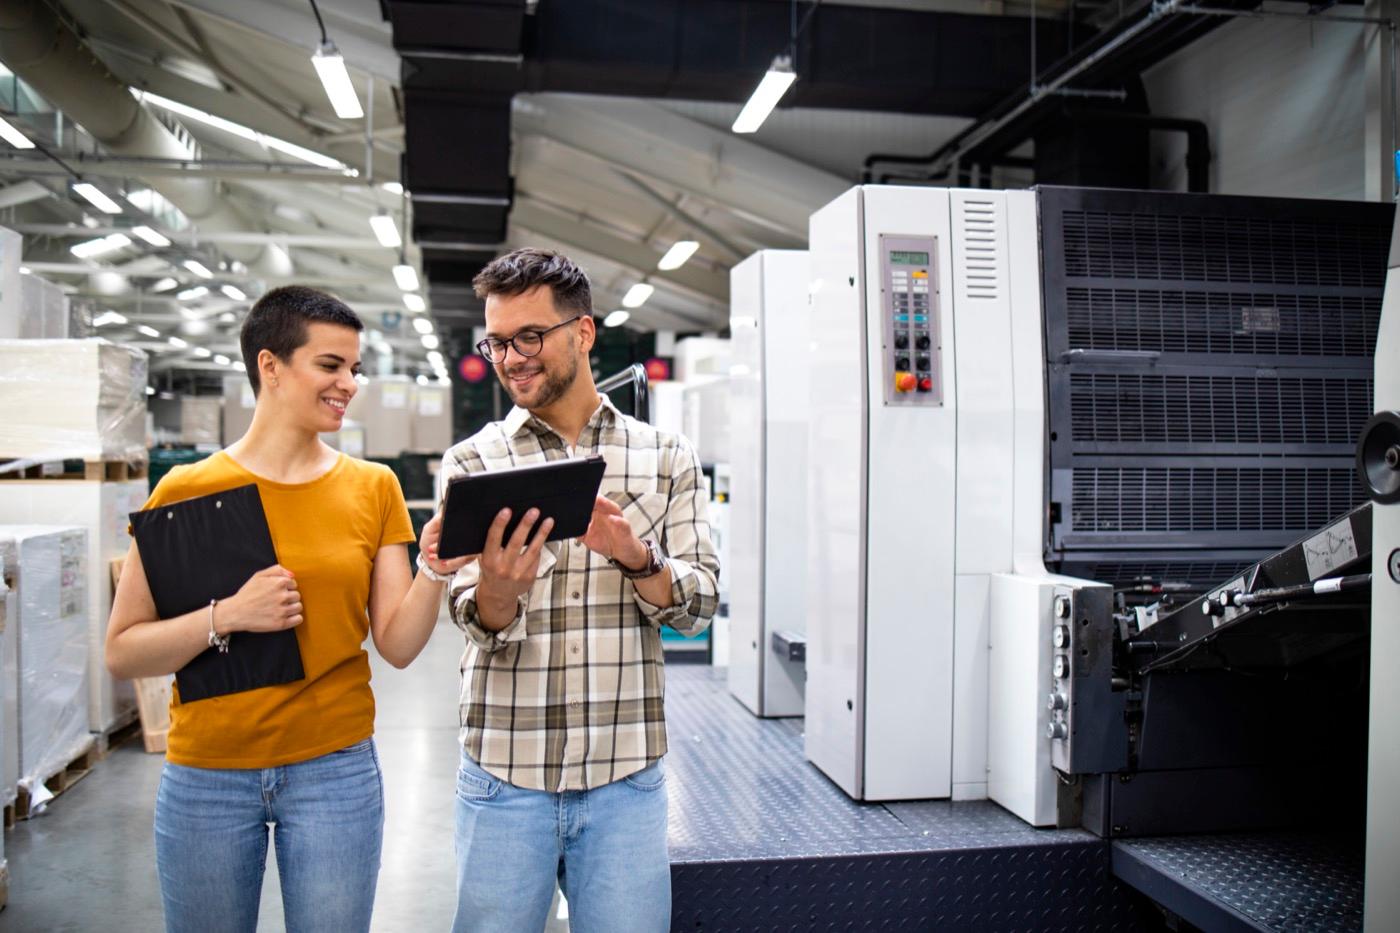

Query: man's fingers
(506, 508), (541, 552)
(525, 517), (555, 555)
(485, 508), (513, 553)
(594, 495), (624, 517)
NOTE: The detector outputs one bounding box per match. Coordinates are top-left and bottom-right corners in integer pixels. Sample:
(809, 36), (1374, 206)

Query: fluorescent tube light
(381, 181), (404, 195)
(192, 347), (212, 358)
(369, 213), (401, 248)
(177, 285), (209, 300)
(70, 234), (132, 259)
(421, 334), (440, 350)
(151, 276), (179, 292)
(183, 259), (213, 278)
(137, 325), (161, 338)
(732, 56), (796, 134)
(416, 374), (429, 386)
(657, 240), (699, 271)
(621, 283), (653, 308)
(131, 225), (172, 247)
(214, 354), (231, 365)
(73, 183), (123, 214)
(0, 116), (36, 149)
(403, 292), (426, 312)
(168, 336), (189, 348)
(603, 310), (630, 328)
(93, 311), (128, 327)
(412, 317), (433, 335)
(220, 284), (247, 301)
(393, 264), (419, 291)
(312, 42), (363, 120)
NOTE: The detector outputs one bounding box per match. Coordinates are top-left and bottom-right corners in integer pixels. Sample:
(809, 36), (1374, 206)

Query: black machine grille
(1063, 288), (1379, 357)
(1061, 210), (1388, 288)
(1069, 373), (1374, 446)
(1039, 188), (1391, 589)
(1070, 467), (1361, 533)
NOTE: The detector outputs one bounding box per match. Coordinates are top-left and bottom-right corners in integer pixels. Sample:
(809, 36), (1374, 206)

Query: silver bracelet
(416, 554), (452, 584)
(208, 598), (230, 654)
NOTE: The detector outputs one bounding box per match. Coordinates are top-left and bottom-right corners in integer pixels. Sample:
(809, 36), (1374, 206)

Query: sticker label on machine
(878, 234), (942, 407)
(1302, 518), (1359, 581)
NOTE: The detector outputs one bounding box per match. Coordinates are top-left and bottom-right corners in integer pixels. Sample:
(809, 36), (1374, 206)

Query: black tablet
(438, 455), (608, 559)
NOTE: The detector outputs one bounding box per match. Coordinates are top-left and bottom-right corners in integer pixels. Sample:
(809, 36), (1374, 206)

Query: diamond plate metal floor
(664, 667), (1148, 931)
(1112, 832), (1364, 933)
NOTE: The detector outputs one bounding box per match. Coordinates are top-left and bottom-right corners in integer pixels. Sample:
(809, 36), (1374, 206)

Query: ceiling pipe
(0, 0), (285, 276)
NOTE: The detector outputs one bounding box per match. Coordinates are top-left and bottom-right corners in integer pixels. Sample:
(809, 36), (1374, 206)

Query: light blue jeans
(154, 737), (384, 933)
(452, 751), (671, 933)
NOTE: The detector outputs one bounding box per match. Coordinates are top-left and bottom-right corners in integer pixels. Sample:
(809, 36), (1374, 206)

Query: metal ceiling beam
(0, 152), (354, 183)
(611, 171), (747, 263)
(15, 224), (386, 250)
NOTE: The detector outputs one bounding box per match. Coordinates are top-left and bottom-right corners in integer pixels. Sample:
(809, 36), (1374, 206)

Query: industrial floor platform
(662, 666), (1149, 931)
(1112, 832), (1364, 932)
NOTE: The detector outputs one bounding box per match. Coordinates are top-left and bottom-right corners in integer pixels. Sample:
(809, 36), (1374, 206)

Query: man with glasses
(437, 247), (720, 933)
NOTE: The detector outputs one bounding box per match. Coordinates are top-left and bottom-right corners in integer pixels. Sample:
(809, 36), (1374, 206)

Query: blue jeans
(452, 751), (671, 933)
(154, 738), (384, 933)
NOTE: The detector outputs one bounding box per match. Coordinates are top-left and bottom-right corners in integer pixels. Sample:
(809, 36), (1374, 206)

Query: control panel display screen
(889, 250), (929, 266)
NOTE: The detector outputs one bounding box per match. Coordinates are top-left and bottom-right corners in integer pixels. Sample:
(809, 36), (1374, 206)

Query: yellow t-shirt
(138, 451), (415, 768)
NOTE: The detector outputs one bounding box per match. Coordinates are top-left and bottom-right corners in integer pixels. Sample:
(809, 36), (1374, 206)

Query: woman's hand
(419, 511), (476, 579)
(219, 565), (303, 633)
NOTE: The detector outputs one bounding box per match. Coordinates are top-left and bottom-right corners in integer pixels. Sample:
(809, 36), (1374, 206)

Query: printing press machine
(799, 184), (1399, 930)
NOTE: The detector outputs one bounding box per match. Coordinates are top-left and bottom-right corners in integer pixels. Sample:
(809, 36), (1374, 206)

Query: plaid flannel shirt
(443, 394), (720, 792)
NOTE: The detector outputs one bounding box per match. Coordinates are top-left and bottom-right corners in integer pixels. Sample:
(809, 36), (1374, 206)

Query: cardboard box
(0, 526), (90, 791)
(410, 384), (454, 454)
(18, 275), (69, 340)
(0, 481), (147, 732)
(0, 339), (148, 461)
(346, 375), (413, 458)
(151, 396), (221, 447)
(222, 375), (257, 446)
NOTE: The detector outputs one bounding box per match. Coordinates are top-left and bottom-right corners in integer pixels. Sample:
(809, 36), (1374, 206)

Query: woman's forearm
(375, 572), (447, 668)
(106, 604), (226, 679)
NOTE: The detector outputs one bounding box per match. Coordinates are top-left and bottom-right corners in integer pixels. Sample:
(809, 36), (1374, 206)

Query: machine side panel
(988, 573), (1058, 826)
(759, 250), (812, 718)
(860, 185), (956, 800)
(1365, 272), (1400, 932)
(804, 190), (867, 797)
(726, 253), (765, 716)
(1006, 190), (1051, 573)
(951, 573), (989, 799)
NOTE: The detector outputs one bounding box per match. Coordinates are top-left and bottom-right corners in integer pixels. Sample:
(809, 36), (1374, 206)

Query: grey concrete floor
(0, 616), (571, 932)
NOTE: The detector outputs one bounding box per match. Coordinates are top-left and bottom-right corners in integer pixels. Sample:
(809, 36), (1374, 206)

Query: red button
(918, 377), (933, 393)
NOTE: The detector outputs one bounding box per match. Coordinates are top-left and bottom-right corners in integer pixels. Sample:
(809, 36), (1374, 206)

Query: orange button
(895, 372), (917, 393)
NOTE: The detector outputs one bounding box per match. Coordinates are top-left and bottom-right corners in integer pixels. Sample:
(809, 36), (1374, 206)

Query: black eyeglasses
(476, 315), (583, 363)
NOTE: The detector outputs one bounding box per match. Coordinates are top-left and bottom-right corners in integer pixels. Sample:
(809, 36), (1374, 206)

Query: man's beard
(502, 349), (578, 410)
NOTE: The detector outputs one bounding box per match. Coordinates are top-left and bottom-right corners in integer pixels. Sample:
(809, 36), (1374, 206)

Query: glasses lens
(478, 339), (504, 362)
(514, 331), (544, 357)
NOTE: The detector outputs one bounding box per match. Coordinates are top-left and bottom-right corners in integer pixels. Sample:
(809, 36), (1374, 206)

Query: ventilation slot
(1070, 467), (1363, 533)
(1060, 560), (1259, 590)
(1061, 210), (1389, 288)
(1069, 373), (1374, 445)
(961, 200), (999, 301)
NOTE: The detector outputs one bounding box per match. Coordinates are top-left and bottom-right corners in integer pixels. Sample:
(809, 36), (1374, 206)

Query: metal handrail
(597, 363), (650, 423)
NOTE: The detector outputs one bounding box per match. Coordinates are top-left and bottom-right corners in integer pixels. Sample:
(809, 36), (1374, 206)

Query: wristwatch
(611, 538), (664, 580)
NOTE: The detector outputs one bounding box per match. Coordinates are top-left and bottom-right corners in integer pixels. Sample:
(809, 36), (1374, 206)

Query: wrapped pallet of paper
(0, 339), (148, 462)
(0, 226), (20, 340)
(150, 396), (221, 446)
(324, 424), (366, 459)
(345, 375), (413, 458)
(0, 526), (90, 805)
(18, 274), (72, 339)
(0, 481), (147, 732)
(0, 555), (19, 812)
(410, 383), (454, 454)
(222, 374), (257, 446)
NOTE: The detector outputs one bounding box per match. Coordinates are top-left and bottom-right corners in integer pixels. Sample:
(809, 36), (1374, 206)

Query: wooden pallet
(0, 860), (8, 910)
(0, 458), (148, 482)
(2, 802), (14, 831)
(13, 738), (99, 821)
(95, 707), (143, 759)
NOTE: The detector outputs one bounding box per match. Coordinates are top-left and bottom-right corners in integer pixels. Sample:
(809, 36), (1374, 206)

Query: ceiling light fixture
(0, 115), (35, 149)
(657, 240), (699, 271)
(369, 213), (401, 248)
(70, 234), (132, 259)
(177, 285), (209, 301)
(420, 334), (440, 350)
(150, 276), (179, 292)
(137, 324), (161, 338)
(393, 263), (419, 292)
(603, 309), (630, 328)
(168, 336), (189, 348)
(131, 225), (172, 247)
(732, 55), (796, 134)
(403, 292), (426, 313)
(220, 284), (247, 301)
(183, 259), (213, 278)
(412, 317), (433, 335)
(311, 43), (364, 120)
(72, 182), (123, 214)
(132, 89), (351, 172)
(621, 283), (654, 308)
(381, 181), (404, 196)
(213, 354), (231, 365)
(192, 347), (212, 358)
(92, 310), (128, 327)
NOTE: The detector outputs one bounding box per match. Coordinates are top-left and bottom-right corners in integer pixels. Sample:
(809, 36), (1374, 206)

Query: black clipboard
(129, 483), (305, 703)
(438, 455), (607, 559)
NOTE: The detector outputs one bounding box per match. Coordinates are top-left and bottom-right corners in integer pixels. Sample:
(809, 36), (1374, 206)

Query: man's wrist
(475, 580), (523, 629)
(616, 537), (649, 572)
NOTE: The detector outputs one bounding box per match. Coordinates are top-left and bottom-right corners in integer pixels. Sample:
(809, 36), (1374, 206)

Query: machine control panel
(879, 235), (942, 406)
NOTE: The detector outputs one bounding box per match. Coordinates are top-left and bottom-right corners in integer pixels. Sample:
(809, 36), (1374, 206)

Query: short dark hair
(472, 248), (592, 319)
(239, 285), (363, 396)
